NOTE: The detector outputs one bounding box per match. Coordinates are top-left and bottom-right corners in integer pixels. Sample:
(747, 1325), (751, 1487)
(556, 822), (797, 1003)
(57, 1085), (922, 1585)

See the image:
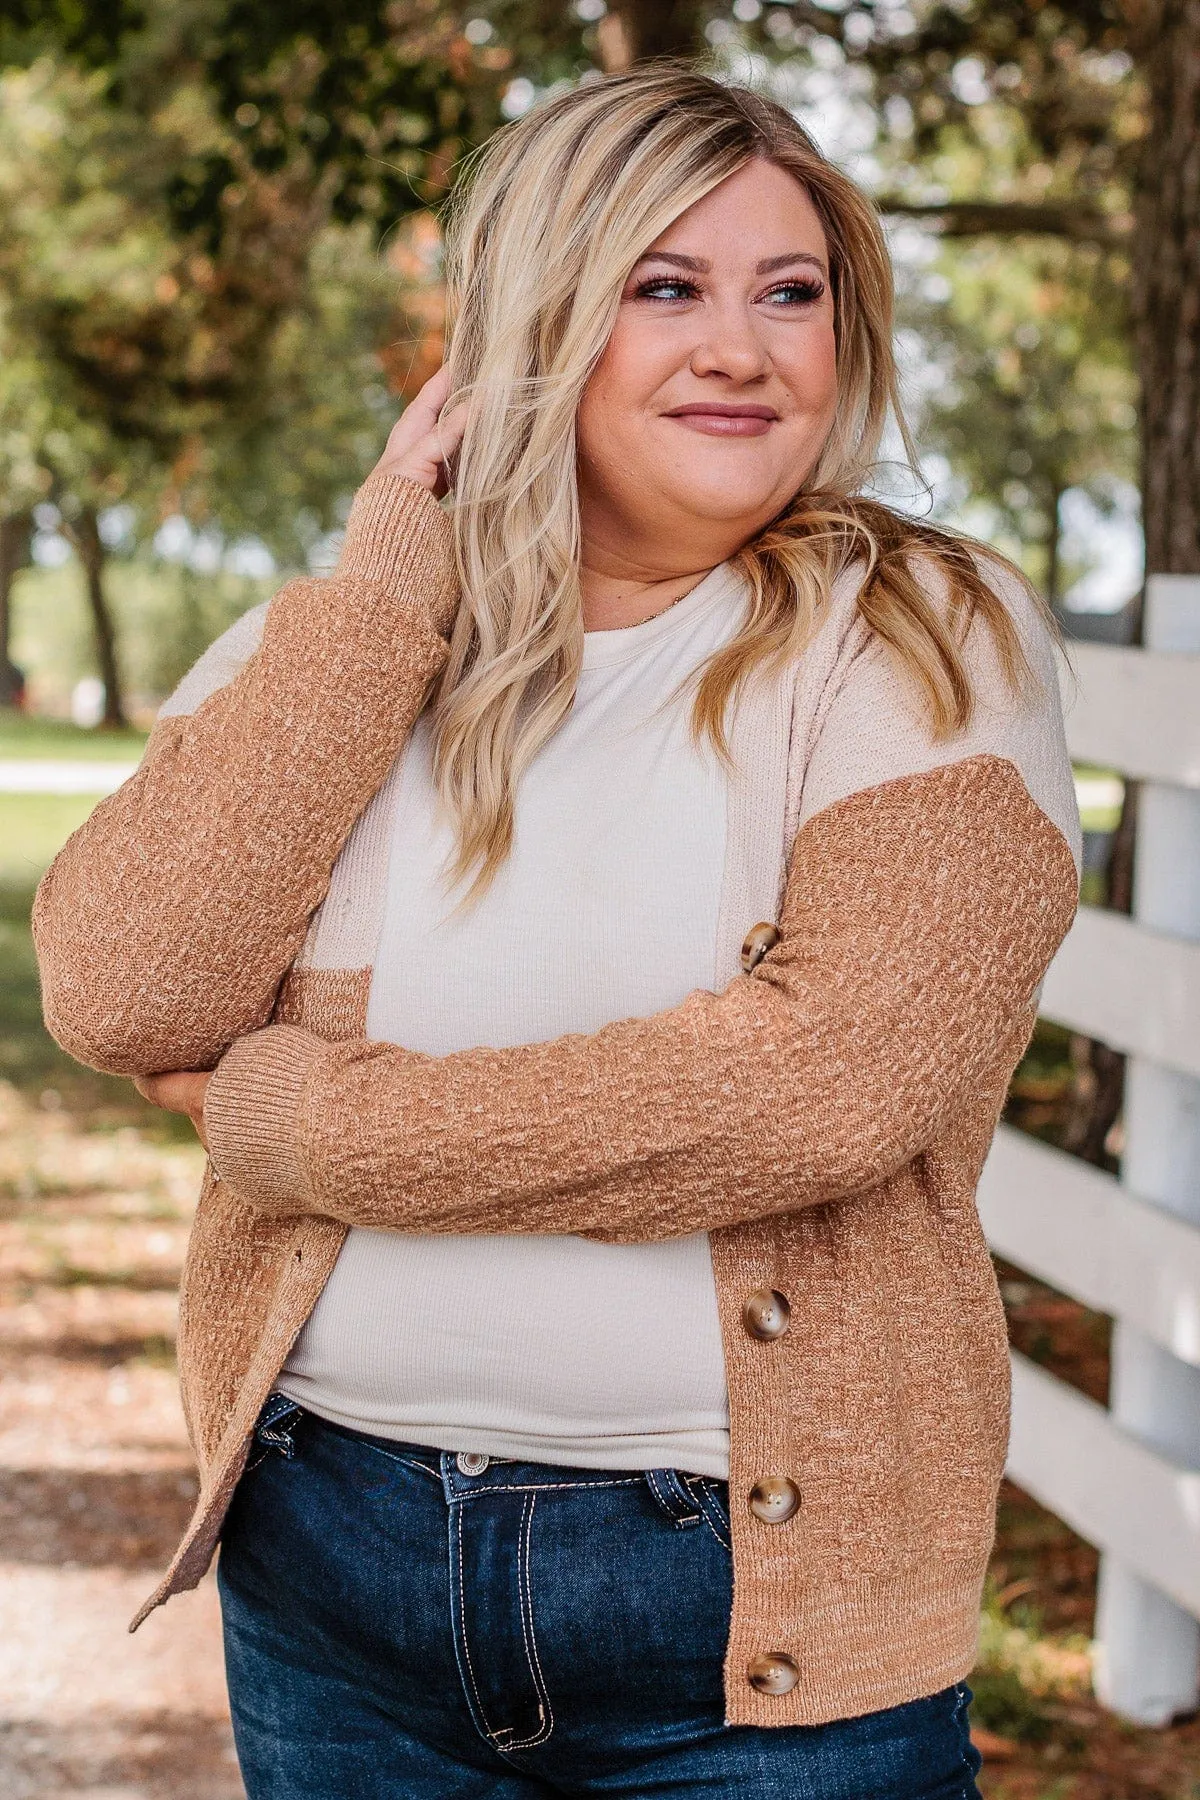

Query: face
(575, 157), (839, 563)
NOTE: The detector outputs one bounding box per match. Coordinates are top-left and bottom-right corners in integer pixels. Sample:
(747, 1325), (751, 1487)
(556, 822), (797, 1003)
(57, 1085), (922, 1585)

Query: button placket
(709, 1228), (803, 1709)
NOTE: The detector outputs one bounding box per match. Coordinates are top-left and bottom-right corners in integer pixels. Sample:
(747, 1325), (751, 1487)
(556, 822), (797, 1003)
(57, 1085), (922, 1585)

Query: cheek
(785, 324), (839, 422)
(577, 323), (664, 459)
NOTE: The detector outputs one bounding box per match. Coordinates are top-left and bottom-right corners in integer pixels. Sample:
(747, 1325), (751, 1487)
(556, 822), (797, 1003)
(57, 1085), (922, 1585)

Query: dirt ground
(0, 1080), (242, 1800)
(2, 1074), (1199, 1799)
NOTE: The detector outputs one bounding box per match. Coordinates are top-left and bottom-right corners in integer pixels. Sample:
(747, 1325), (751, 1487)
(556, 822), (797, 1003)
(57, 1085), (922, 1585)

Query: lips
(665, 403), (778, 420)
(663, 402), (779, 438)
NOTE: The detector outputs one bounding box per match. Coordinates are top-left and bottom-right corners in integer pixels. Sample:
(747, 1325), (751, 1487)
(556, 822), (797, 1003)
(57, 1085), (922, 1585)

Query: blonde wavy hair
(429, 61), (1041, 904)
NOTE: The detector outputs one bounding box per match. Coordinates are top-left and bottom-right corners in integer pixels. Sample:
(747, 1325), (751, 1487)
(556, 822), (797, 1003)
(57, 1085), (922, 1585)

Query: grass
(9, 556), (270, 719)
(972, 1579), (1092, 1746)
(0, 709), (148, 761)
(0, 788), (185, 1131)
(0, 794), (108, 889)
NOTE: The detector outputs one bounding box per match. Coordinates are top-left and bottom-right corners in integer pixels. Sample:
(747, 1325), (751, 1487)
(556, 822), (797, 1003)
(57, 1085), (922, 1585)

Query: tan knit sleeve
(32, 474), (457, 1077)
(203, 753), (1080, 1239)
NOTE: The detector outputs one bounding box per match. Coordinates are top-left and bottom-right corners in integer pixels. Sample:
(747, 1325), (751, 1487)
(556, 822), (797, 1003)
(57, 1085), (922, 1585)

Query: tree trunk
(1045, 486), (1063, 610)
(72, 508), (129, 730)
(602, 0), (702, 67)
(1133, 0), (1200, 575)
(0, 512), (31, 708)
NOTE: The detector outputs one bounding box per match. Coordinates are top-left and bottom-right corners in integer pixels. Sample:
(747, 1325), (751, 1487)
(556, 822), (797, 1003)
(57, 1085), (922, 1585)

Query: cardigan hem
(719, 1557), (989, 1727)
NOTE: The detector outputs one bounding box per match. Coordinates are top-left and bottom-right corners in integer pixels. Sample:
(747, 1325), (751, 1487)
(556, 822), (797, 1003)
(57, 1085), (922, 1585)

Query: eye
(631, 276), (702, 302)
(629, 275), (826, 306)
(762, 278), (826, 306)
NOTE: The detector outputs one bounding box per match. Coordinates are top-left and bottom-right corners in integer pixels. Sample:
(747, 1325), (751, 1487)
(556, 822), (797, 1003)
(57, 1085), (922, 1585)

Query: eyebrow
(631, 250), (828, 277)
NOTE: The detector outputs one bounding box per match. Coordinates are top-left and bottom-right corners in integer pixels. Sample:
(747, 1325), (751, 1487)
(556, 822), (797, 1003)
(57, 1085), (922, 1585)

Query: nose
(687, 299), (774, 383)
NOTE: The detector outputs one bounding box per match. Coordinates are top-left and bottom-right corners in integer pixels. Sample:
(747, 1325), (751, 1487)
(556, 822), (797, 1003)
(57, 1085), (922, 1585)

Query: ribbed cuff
(335, 471), (459, 637)
(203, 1025), (325, 1214)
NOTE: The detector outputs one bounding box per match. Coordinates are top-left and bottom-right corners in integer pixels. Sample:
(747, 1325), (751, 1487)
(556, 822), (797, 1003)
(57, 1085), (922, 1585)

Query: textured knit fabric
(279, 563), (754, 1477)
(31, 470), (1082, 1728)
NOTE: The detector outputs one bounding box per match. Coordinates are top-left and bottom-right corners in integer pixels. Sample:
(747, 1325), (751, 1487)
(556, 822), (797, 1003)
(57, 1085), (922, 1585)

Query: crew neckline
(580, 560), (744, 670)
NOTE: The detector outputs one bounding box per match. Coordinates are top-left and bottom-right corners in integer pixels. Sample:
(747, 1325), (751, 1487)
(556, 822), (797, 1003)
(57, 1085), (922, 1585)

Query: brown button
(740, 921), (780, 973)
(748, 1476), (801, 1524)
(743, 1287), (790, 1341)
(747, 1651), (800, 1695)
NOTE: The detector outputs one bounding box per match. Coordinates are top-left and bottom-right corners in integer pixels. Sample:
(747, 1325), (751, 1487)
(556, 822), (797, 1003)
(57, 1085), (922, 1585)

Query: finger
(134, 1071), (200, 1113)
(382, 365), (453, 461)
(421, 399), (470, 471)
(376, 399), (471, 491)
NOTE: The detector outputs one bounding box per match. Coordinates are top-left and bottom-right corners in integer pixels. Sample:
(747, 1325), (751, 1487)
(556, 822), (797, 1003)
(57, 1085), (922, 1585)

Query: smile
(664, 410), (777, 437)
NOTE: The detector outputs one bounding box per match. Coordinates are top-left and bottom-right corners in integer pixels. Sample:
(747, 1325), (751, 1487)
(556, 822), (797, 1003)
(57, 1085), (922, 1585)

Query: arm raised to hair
(202, 750), (1080, 1242)
(32, 474), (457, 1077)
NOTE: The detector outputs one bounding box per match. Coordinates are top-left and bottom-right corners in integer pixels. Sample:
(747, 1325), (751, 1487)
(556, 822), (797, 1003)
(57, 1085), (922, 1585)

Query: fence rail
(986, 573), (1200, 1726)
(1063, 641), (1200, 786)
(979, 1127), (1200, 1368)
(1006, 1354), (1200, 1619)
(1039, 908), (1200, 1079)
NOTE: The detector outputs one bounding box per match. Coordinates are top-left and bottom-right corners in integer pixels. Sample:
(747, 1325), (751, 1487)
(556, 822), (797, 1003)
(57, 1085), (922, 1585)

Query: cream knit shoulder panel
(146, 535), (1080, 981)
(785, 553), (1081, 872)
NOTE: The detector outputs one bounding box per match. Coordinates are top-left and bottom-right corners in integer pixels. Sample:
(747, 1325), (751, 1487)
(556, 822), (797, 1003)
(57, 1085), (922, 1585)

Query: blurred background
(1, 2), (1198, 1795)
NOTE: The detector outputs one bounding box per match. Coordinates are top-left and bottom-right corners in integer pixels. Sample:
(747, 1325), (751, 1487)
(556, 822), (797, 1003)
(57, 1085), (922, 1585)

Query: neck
(578, 509), (744, 634)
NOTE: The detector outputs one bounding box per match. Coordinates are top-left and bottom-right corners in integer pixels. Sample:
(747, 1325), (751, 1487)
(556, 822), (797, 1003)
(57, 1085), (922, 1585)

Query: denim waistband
(251, 1392), (726, 1527)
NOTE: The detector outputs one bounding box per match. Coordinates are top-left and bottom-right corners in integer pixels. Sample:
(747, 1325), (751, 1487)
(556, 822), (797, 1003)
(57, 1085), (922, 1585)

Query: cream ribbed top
(277, 559), (762, 1477)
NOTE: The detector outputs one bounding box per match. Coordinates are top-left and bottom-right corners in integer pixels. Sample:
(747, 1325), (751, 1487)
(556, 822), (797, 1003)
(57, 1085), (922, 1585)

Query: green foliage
(190, 218), (408, 563)
(970, 1581), (1090, 1746)
(902, 234), (1137, 598)
(0, 0), (1149, 698)
(1, 0), (516, 233)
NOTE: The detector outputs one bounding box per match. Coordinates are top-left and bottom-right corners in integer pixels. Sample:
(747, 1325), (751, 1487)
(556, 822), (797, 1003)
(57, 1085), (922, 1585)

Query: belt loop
(253, 1392), (305, 1458)
(645, 1468), (702, 1528)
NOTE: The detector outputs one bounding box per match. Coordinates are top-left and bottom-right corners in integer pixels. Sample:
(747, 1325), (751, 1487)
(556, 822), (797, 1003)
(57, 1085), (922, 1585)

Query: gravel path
(0, 1083), (243, 1800)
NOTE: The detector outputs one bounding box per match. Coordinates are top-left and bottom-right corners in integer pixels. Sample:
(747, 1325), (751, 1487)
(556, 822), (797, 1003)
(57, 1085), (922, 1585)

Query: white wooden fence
(976, 572), (1200, 1726)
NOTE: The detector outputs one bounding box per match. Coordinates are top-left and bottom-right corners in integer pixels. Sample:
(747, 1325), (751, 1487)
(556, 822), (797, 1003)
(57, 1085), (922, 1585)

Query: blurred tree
(6, 0), (1194, 586)
(0, 54), (376, 721)
(771, 0), (1193, 580)
(0, 513), (31, 706)
(178, 217), (415, 570)
(904, 237), (1138, 606)
(0, 0), (513, 231)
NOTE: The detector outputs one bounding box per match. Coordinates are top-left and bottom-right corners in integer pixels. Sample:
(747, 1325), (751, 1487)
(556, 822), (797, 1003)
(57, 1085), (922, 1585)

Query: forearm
(204, 980), (1008, 1242)
(32, 476), (456, 1076)
(203, 756), (1080, 1239)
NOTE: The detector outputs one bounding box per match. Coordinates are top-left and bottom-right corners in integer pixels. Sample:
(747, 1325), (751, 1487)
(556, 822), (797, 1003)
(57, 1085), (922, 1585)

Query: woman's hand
(370, 363), (470, 500)
(134, 1070), (212, 1151)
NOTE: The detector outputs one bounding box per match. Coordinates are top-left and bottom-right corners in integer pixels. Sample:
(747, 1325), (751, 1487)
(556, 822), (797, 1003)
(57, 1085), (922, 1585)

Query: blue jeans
(217, 1395), (984, 1799)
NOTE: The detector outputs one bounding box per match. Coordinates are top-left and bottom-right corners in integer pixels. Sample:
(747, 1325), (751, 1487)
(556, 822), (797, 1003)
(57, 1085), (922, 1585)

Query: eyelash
(631, 275), (825, 306)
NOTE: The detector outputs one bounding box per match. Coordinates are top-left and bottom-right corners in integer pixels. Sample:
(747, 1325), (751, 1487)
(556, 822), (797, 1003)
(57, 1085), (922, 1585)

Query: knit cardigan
(31, 471), (1081, 1729)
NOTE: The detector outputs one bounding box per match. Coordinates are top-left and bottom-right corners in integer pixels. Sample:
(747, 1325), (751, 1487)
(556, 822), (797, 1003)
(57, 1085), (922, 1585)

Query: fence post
(1093, 574), (1200, 1724)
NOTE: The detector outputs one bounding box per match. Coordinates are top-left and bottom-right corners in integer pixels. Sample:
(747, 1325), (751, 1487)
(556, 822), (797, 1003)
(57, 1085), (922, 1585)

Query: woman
(33, 64), (1081, 1799)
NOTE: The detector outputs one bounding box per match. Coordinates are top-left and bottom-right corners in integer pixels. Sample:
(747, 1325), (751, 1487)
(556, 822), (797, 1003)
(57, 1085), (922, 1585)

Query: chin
(669, 482), (786, 526)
